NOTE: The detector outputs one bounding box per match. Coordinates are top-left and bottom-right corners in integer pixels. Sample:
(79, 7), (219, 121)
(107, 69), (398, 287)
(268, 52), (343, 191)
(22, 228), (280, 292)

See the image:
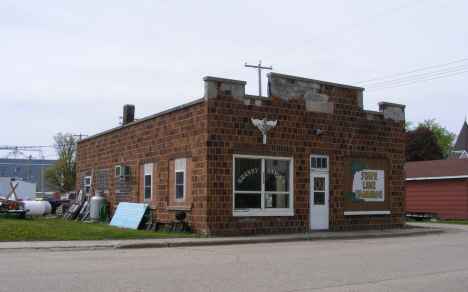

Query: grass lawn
(409, 219), (468, 225)
(0, 215), (196, 241)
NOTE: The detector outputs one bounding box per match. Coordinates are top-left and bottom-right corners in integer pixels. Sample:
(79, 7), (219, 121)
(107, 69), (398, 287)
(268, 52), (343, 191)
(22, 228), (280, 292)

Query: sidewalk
(0, 224), (444, 251)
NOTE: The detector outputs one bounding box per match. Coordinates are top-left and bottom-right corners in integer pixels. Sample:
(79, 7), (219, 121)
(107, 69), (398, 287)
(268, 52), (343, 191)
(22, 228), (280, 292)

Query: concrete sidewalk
(0, 224), (444, 251)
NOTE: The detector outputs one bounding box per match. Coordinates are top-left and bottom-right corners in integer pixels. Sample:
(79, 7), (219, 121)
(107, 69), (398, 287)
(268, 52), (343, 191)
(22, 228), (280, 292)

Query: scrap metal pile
(0, 182), (28, 218)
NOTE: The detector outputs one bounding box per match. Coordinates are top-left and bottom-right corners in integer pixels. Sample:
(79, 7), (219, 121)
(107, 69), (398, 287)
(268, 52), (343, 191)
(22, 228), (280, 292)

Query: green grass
(409, 219), (468, 225)
(0, 215), (197, 241)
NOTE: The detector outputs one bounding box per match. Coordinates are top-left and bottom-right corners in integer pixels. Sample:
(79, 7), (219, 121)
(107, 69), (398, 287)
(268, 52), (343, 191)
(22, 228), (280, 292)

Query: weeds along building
(76, 72), (406, 236)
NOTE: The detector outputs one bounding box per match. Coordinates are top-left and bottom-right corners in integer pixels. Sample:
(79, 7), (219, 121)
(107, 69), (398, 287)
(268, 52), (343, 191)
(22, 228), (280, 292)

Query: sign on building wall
(351, 170), (385, 202)
(344, 157), (389, 212)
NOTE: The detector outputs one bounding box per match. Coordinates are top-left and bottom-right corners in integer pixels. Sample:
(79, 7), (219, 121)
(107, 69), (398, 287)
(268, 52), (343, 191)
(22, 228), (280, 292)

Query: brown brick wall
(203, 76), (405, 235)
(76, 100), (210, 233)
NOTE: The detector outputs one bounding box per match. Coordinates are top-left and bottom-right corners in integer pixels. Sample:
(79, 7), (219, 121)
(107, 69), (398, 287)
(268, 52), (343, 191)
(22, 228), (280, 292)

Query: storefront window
(234, 155), (293, 216)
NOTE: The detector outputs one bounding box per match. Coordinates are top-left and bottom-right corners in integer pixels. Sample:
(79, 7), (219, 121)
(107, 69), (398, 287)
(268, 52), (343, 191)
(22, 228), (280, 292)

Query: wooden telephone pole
(245, 61), (272, 97)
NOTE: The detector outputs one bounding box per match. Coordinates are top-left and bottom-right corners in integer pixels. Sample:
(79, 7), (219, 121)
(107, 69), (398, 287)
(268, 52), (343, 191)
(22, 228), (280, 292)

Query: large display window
(233, 155), (293, 216)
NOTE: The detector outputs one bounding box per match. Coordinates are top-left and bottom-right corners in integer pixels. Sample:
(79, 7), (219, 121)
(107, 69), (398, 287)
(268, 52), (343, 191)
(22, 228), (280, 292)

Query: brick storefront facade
(76, 72), (406, 236)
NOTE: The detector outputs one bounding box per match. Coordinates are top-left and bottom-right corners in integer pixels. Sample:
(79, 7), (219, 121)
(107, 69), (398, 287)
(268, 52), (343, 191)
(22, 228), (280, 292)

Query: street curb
(112, 228), (445, 249)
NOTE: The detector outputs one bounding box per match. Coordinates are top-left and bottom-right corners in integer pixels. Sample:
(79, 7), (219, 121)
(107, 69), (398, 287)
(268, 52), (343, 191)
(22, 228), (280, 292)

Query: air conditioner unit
(115, 165), (130, 177)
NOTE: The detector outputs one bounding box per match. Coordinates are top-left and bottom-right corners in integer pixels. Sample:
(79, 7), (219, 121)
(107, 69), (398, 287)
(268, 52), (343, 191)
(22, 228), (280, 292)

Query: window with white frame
(310, 155), (329, 171)
(144, 163), (153, 200)
(85, 176), (91, 195)
(233, 155), (293, 216)
(175, 158), (186, 200)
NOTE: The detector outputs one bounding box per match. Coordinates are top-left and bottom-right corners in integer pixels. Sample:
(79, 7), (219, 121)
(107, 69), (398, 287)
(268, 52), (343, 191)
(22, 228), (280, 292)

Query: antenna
(245, 60), (272, 97)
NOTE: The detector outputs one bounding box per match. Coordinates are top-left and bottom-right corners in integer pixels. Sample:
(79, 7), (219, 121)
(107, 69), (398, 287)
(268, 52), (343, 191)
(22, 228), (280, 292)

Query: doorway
(310, 170), (329, 230)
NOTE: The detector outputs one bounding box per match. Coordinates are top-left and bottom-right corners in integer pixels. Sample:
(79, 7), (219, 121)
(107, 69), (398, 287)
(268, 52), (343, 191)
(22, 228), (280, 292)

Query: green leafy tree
(417, 118), (456, 159)
(44, 133), (76, 192)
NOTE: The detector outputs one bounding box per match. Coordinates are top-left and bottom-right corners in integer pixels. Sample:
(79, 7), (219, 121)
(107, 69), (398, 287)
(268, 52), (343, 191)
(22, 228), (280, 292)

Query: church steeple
(450, 120), (468, 159)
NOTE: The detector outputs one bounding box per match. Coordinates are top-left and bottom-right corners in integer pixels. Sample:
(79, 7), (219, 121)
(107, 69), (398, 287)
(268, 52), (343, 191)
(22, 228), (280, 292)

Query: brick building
(76, 72), (406, 236)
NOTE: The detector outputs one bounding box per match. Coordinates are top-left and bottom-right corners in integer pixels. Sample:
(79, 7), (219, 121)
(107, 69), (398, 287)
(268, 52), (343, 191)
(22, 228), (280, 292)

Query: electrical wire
(365, 70), (468, 92)
(232, 0), (425, 79)
(251, 0), (425, 63)
(364, 64), (468, 88)
(351, 58), (468, 85)
(271, 0), (463, 67)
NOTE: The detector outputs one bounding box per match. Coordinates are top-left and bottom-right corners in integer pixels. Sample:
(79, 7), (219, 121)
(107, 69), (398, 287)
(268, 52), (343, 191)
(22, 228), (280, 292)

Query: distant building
(0, 154), (57, 197)
(0, 177), (37, 200)
(449, 120), (468, 159)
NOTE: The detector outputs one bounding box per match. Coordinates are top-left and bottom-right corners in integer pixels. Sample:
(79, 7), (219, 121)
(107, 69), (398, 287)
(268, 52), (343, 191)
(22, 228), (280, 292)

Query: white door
(310, 172), (329, 230)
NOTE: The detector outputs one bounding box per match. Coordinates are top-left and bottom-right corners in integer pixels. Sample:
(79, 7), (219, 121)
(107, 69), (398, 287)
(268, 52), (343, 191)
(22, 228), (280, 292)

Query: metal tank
(23, 201), (45, 216)
(41, 200), (52, 215)
(90, 192), (107, 222)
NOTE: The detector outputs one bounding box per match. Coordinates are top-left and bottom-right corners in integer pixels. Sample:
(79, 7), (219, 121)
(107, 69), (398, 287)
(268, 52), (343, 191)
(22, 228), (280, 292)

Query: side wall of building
(76, 100), (210, 233)
(406, 179), (468, 220)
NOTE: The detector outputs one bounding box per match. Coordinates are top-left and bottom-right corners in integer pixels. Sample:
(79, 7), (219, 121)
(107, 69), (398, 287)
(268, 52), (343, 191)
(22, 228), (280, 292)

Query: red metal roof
(406, 159), (468, 178)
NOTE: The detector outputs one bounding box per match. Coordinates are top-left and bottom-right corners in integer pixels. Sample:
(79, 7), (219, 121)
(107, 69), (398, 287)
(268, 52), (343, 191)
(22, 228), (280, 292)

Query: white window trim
(144, 163), (153, 201)
(175, 158), (186, 201)
(233, 154), (294, 217)
(310, 155), (329, 172)
(85, 176), (91, 195)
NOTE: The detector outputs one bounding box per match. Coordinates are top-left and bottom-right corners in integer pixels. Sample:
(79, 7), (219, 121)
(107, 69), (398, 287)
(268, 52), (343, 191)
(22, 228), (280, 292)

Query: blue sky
(1, 0), (467, 159)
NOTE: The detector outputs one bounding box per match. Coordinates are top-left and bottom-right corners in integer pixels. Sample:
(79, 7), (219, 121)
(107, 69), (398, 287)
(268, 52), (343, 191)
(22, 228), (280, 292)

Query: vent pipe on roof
(123, 104), (135, 125)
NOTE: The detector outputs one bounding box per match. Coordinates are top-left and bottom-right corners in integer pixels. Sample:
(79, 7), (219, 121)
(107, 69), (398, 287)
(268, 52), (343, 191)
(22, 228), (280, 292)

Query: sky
(1, 0), (467, 159)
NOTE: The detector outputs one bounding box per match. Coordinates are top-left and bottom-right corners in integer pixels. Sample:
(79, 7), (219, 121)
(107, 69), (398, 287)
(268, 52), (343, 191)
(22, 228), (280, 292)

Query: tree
(417, 118), (456, 159)
(44, 133), (76, 193)
(405, 127), (444, 162)
(405, 120), (413, 132)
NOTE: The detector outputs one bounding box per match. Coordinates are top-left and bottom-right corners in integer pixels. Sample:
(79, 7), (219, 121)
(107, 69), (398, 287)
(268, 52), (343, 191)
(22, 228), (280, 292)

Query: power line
(351, 58), (468, 85)
(271, 0), (463, 67)
(253, 0), (426, 63)
(223, 1), (428, 80)
(364, 64), (468, 88)
(365, 70), (468, 92)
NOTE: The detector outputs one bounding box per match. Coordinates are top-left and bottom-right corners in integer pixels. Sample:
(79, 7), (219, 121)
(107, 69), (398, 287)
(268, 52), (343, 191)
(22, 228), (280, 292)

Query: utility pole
(42, 155), (44, 198)
(73, 133), (88, 140)
(28, 155), (32, 181)
(245, 60), (272, 97)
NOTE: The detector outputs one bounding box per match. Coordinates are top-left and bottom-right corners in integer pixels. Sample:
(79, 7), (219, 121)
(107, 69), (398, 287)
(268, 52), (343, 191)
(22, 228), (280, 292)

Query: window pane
(314, 177), (325, 191)
(145, 187), (151, 200)
(176, 171), (184, 185)
(265, 193), (289, 208)
(176, 185), (184, 199)
(321, 158), (327, 169)
(311, 158), (316, 168)
(235, 158), (261, 191)
(265, 160), (289, 192)
(234, 193), (261, 209)
(144, 175), (151, 187)
(314, 192), (325, 205)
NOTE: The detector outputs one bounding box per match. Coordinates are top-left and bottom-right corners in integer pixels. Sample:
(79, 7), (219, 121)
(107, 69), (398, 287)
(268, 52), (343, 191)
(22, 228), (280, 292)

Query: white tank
(41, 201), (52, 215)
(23, 201), (46, 216)
(90, 192), (107, 222)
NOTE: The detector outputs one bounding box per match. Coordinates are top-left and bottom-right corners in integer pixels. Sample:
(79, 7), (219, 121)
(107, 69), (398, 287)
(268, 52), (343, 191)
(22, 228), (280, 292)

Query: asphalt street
(1, 223), (467, 292)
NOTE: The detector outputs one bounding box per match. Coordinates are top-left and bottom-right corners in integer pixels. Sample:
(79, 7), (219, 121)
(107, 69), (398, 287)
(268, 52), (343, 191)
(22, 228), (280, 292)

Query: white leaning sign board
(352, 170), (385, 202)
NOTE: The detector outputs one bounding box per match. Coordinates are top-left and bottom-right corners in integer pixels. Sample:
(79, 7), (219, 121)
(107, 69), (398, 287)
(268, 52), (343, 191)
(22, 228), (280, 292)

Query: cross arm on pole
(244, 60), (272, 97)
